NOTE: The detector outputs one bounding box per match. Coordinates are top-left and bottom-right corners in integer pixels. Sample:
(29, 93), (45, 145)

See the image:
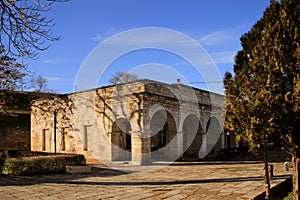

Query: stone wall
(30, 95), (99, 162)
(0, 91), (53, 151)
(0, 126), (30, 150)
(0, 113), (30, 150)
(31, 79), (226, 165)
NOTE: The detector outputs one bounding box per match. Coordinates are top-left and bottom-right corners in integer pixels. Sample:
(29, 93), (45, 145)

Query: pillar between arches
(176, 131), (184, 159)
(130, 130), (151, 165)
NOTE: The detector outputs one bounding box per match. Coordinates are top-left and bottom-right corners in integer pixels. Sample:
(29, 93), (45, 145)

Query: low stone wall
(0, 126), (30, 150)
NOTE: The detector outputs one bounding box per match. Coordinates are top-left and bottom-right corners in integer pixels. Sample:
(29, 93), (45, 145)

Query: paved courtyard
(0, 160), (291, 200)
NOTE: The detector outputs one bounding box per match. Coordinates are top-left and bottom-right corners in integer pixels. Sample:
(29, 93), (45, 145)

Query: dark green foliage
(4, 154), (85, 176)
(0, 150), (5, 172)
(0, 149), (54, 158)
(0, 114), (29, 127)
(224, 0), (299, 198)
(1, 90), (48, 112)
(224, 0), (299, 152)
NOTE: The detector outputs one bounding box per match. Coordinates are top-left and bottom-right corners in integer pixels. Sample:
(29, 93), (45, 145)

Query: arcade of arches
(31, 79), (229, 165)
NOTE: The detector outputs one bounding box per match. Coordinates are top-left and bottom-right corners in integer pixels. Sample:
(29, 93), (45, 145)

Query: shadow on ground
(0, 167), (134, 186)
(0, 173), (291, 187)
(0, 149), (291, 187)
(172, 149), (291, 165)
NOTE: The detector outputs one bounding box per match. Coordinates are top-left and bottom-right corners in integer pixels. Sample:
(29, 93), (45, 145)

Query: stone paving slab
(0, 161), (291, 200)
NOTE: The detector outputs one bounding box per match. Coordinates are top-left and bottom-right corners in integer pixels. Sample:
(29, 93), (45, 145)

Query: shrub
(4, 154), (85, 176)
(0, 150), (5, 173)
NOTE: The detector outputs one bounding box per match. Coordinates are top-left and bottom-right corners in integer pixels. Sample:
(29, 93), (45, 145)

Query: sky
(26, 0), (271, 94)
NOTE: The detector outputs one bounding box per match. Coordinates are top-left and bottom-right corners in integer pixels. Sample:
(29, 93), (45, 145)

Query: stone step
(66, 165), (92, 174)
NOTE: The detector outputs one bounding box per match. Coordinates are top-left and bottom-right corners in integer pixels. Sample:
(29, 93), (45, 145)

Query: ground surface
(0, 158), (291, 200)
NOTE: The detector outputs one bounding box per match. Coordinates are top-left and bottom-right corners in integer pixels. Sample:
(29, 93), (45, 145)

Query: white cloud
(92, 27), (242, 52)
(45, 77), (68, 81)
(92, 34), (103, 42)
(92, 28), (128, 43)
(210, 51), (236, 64)
(104, 30), (195, 47)
(199, 30), (236, 47)
(41, 59), (71, 64)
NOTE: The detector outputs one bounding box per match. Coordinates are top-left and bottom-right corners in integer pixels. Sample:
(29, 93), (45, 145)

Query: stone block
(66, 165), (92, 174)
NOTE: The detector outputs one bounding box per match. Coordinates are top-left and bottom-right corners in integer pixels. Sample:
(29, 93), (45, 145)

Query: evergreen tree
(224, 0), (299, 198)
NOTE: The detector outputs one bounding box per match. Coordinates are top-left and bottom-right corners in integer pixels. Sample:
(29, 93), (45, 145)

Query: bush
(4, 154), (85, 176)
(284, 192), (293, 200)
(0, 150), (5, 173)
(3, 150), (54, 158)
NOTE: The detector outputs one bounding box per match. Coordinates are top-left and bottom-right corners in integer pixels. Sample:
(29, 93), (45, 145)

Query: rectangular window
(83, 126), (88, 151)
(42, 129), (48, 151)
(61, 128), (66, 151)
(82, 125), (92, 151)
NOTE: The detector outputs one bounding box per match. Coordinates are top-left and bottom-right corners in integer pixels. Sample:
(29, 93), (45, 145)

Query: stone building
(31, 79), (227, 165)
(0, 91), (46, 150)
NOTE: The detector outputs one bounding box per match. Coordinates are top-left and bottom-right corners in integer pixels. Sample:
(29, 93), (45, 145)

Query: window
(83, 126), (88, 150)
(61, 128), (67, 151)
(42, 129), (49, 151)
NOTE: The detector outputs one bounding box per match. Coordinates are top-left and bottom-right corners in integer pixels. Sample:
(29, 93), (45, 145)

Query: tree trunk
(292, 154), (300, 200)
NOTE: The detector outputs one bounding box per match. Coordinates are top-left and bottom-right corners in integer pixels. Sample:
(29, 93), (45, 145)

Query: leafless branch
(0, 0), (68, 59)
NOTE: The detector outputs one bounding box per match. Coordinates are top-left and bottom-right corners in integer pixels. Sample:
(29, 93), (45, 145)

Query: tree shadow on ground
(173, 149), (291, 165)
(0, 166), (135, 186)
(0, 173), (291, 187)
(0, 149), (291, 187)
(59, 174), (292, 186)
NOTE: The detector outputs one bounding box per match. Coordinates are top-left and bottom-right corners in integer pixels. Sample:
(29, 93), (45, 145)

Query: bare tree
(30, 75), (55, 93)
(0, 0), (64, 115)
(0, 0), (67, 59)
(109, 72), (139, 85)
(0, 46), (27, 90)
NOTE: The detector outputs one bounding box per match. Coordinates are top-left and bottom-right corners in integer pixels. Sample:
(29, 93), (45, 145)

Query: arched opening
(111, 118), (131, 161)
(182, 114), (203, 160)
(206, 116), (222, 156)
(150, 110), (176, 161)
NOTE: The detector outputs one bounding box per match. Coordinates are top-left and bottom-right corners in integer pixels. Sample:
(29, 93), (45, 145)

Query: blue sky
(26, 0), (270, 94)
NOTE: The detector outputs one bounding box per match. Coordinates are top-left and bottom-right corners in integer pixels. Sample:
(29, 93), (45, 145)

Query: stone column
(176, 131), (184, 160)
(111, 132), (121, 161)
(221, 131), (225, 149)
(198, 134), (207, 159)
(130, 130), (151, 165)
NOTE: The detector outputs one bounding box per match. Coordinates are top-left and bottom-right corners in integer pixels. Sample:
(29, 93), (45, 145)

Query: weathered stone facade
(31, 79), (227, 165)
